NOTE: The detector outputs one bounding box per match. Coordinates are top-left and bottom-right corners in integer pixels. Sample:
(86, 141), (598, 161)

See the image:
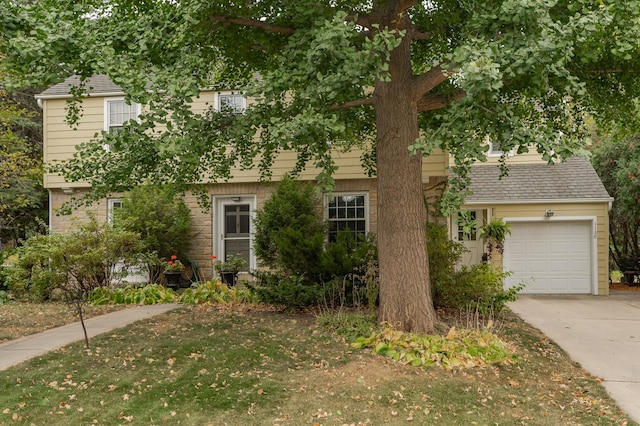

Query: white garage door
(503, 221), (592, 294)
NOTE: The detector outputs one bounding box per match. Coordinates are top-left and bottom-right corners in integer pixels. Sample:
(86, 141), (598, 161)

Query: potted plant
(479, 219), (511, 263)
(212, 254), (248, 286)
(164, 255), (185, 289)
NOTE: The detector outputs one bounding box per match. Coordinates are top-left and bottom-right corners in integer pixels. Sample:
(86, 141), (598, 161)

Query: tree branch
(412, 63), (453, 100)
(345, 14), (372, 30)
(208, 15), (296, 34)
(417, 90), (466, 112)
(398, 0), (419, 14)
(329, 98), (375, 110)
(411, 31), (433, 40)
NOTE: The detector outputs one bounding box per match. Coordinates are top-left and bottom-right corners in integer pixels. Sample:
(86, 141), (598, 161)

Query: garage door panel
(569, 241), (589, 254)
(504, 221), (592, 294)
(549, 241), (568, 254)
(549, 260), (568, 272)
(528, 242), (548, 255)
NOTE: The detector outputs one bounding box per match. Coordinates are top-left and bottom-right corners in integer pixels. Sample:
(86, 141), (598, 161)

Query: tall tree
(591, 128), (640, 268)
(0, 62), (46, 248)
(2, 1), (640, 331)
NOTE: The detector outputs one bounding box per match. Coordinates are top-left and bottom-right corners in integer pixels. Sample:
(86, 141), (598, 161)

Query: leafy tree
(0, 67), (47, 249)
(3, 1), (640, 331)
(591, 129), (640, 268)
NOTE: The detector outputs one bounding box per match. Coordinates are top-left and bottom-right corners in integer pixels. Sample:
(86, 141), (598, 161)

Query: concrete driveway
(509, 292), (640, 423)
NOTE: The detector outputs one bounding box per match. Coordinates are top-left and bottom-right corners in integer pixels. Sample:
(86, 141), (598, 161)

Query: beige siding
(43, 90), (450, 189)
(50, 178), (379, 281)
(464, 201), (610, 295)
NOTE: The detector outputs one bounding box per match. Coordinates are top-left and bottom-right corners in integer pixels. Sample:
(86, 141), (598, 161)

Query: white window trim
(104, 97), (141, 130)
(214, 91), (246, 114)
(325, 192), (370, 239)
(107, 198), (123, 225)
(487, 141), (514, 157)
(103, 97), (141, 151)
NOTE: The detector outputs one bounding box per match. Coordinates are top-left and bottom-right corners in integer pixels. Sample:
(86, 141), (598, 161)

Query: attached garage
(503, 220), (594, 294)
(457, 156), (612, 295)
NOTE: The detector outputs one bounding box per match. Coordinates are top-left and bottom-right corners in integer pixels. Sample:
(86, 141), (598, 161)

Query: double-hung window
(326, 194), (368, 242)
(216, 92), (246, 114)
(104, 98), (140, 151)
(105, 98), (139, 132)
(107, 198), (123, 225)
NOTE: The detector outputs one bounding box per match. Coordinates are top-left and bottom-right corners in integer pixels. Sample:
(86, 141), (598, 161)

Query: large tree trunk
(373, 5), (437, 333)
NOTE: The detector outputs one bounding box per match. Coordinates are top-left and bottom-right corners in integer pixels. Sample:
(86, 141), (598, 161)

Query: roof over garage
(462, 156), (612, 203)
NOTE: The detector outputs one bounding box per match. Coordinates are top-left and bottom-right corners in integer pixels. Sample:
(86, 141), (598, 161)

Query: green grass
(0, 305), (635, 425)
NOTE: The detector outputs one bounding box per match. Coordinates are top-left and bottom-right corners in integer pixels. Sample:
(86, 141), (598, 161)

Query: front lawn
(0, 303), (129, 344)
(0, 305), (634, 425)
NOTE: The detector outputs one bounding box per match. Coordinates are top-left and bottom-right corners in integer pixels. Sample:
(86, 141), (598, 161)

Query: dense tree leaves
(591, 127), (640, 268)
(3, 1), (640, 331)
(0, 70), (46, 248)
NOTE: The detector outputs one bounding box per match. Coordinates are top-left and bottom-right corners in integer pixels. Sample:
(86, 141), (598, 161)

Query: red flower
(171, 255), (178, 260)
(167, 261), (174, 265)
(211, 255), (217, 260)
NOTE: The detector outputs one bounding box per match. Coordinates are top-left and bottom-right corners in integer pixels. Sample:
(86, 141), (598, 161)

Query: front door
(452, 209), (486, 266)
(215, 197), (255, 271)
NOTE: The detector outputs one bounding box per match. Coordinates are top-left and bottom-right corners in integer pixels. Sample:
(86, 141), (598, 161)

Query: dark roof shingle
(459, 156), (611, 203)
(37, 75), (123, 98)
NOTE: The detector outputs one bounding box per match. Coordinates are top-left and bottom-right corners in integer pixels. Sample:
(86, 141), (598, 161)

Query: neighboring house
(36, 75), (612, 295)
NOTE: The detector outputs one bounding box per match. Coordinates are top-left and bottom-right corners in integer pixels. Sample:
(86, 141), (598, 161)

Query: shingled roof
(459, 156), (612, 203)
(36, 75), (123, 98)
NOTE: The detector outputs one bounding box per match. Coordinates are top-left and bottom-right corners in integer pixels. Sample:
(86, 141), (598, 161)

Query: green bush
(5, 233), (68, 301)
(426, 222), (521, 313)
(442, 263), (521, 313)
(248, 272), (323, 308)
(6, 217), (144, 301)
(179, 280), (258, 305)
(113, 185), (192, 282)
(253, 176), (326, 277)
(90, 284), (178, 305)
(251, 178), (379, 309)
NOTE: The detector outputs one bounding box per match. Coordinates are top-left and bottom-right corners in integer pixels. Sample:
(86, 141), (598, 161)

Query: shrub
(179, 280), (258, 305)
(113, 185), (192, 282)
(426, 222), (521, 313)
(426, 222), (465, 307)
(253, 176), (326, 277)
(90, 284), (178, 305)
(251, 178), (379, 309)
(5, 233), (68, 301)
(248, 272), (323, 308)
(6, 217), (144, 301)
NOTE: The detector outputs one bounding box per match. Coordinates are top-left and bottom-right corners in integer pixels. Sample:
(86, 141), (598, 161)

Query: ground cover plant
(0, 305), (634, 425)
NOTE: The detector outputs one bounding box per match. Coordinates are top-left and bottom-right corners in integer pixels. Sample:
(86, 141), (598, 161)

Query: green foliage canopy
(2, 1), (639, 207)
(591, 129), (640, 267)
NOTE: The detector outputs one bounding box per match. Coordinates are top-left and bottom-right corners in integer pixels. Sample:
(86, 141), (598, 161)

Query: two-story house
(36, 75), (612, 295)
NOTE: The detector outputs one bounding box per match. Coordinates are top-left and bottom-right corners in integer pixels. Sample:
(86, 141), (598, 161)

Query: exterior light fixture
(545, 209), (554, 218)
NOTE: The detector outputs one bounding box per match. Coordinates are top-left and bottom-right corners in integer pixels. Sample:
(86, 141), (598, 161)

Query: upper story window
(326, 194), (368, 243)
(216, 92), (246, 114)
(105, 98), (140, 132)
(488, 140), (513, 157)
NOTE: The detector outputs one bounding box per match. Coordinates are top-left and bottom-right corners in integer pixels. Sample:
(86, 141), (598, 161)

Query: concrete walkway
(0, 303), (180, 371)
(509, 292), (640, 423)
